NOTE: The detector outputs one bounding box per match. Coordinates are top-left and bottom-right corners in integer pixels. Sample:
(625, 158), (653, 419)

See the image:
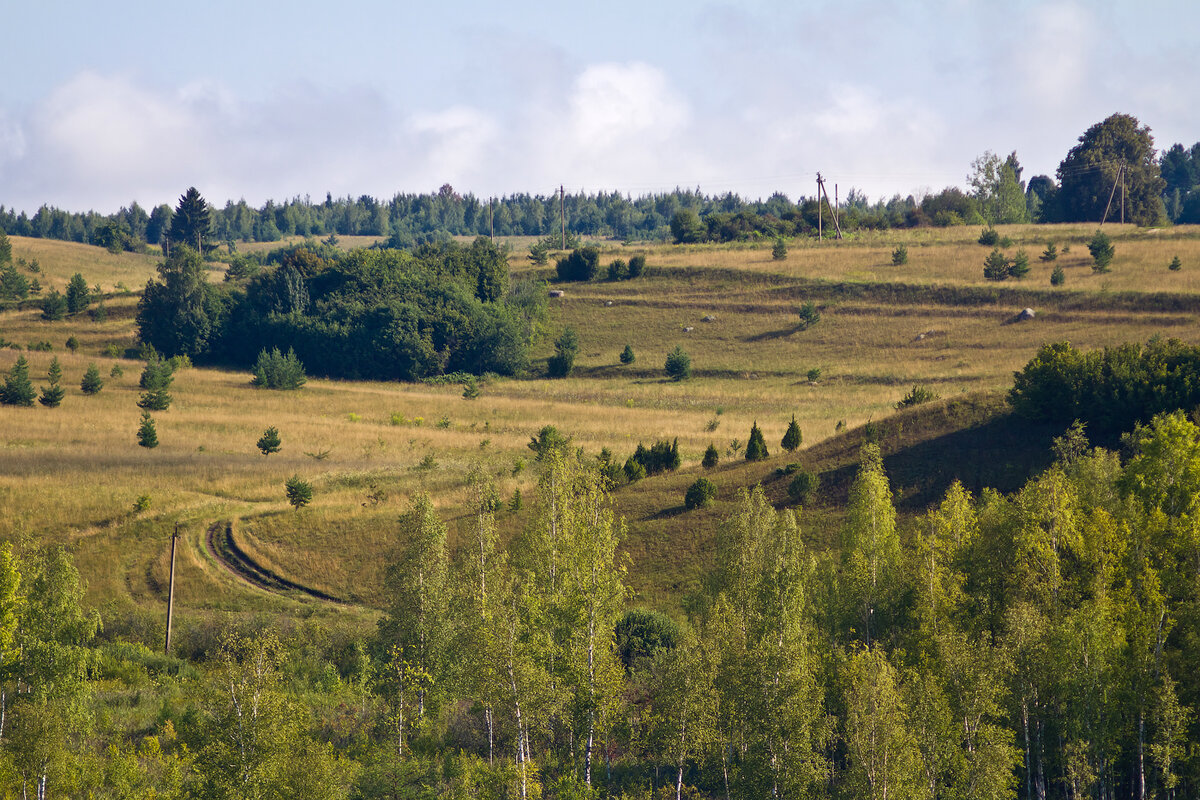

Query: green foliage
(807, 366), (822, 382)
(664, 345), (691, 381)
(251, 347), (307, 390)
(109, 363), (123, 379)
(166, 186), (212, 252)
(40, 288), (67, 320)
(781, 415), (802, 452)
(670, 209), (705, 243)
(982, 247), (1010, 281)
(977, 226), (999, 246)
(744, 421), (768, 461)
(626, 438), (680, 478)
(627, 254), (646, 278)
(0, 229), (9, 265)
(896, 384), (938, 409)
(256, 426), (282, 456)
(0, 262), (30, 300)
(1, 355), (35, 406)
(1169, 255), (1182, 271)
(136, 411), (158, 448)
(772, 238), (788, 260)
(684, 477), (718, 510)
(796, 301), (820, 330)
(547, 327), (578, 378)
(787, 470), (819, 505)
(136, 246), (224, 359)
(554, 246), (600, 282)
(65, 335), (79, 352)
(606, 258), (628, 280)
(614, 608), (680, 672)
(461, 376), (480, 399)
(1088, 229), (1115, 271)
(136, 358), (173, 411)
(702, 443), (719, 468)
(1040, 242), (1058, 262)
(65, 273), (90, 314)
(1009, 248), (1030, 279)
(619, 344), (635, 365)
(527, 425), (571, 461)
(80, 363), (104, 395)
(38, 358), (64, 407)
(891, 244), (908, 265)
(1057, 113), (1165, 225)
(285, 475), (313, 509)
(1051, 264), (1066, 286)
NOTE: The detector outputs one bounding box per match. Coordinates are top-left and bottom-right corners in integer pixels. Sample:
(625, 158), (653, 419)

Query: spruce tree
(1088, 229), (1115, 272)
(664, 346), (691, 381)
(285, 475), (313, 509)
(702, 443), (719, 469)
(772, 238), (788, 260)
(982, 248), (1010, 281)
(1040, 242), (1058, 262)
(137, 359), (174, 410)
(619, 344), (635, 365)
(38, 357), (64, 407)
(1051, 264), (1066, 286)
(167, 187), (212, 253)
(65, 273), (90, 313)
(137, 411), (158, 448)
(1, 356), (35, 406)
(1169, 256), (1182, 271)
(781, 415), (803, 452)
(1009, 249), (1030, 279)
(745, 421), (769, 461)
(41, 289), (67, 320)
(80, 363), (104, 395)
(256, 426), (282, 456)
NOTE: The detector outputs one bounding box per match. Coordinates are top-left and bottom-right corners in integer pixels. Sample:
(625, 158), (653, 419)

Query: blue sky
(2, 0), (1197, 214)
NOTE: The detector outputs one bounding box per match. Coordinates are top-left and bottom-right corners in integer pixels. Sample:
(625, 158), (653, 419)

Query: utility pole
(560, 185), (566, 250)
(1100, 164), (1123, 227)
(489, 198), (494, 241)
(165, 524), (178, 655)
(817, 175), (843, 240)
(1121, 166), (1126, 225)
(817, 175), (823, 242)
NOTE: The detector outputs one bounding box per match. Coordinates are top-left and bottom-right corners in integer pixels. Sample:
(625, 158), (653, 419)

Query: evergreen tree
(136, 359), (173, 411)
(38, 358), (64, 407)
(619, 344), (635, 365)
(547, 327), (578, 378)
(40, 289), (67, 320)
(1051, 264), (1065, 286)
(65, 273), (90, 314)
(137, 412), (158, 448)
(664, 345), (691, 381)
(1088, 230), (1115, 272)
(1040, 242), (1058, 262)
(1169, 255), (1182, 271)
(745, 421), (768, 461)
(702, 443), (719, 469)
(256, 426), (282, 456)
(166, 187), (212, 253)
(627, 254), (646, 278)
(891, 245), (908, 265)
(781, 415), (802, 452)
(772, 238), (788, 260)
(982, 248), (1010, 281)
(1, 356), (36, 406)
(79, 363), (104, 395)
(251, 347), (306, 390)
(1008, 249), (1030, 279)
(284, 475), (312, 509)
(0, 229), (10, 266)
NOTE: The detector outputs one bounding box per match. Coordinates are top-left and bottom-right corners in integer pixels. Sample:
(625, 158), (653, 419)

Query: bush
(1051, 264), (1065, 286)
(627, 255), (646, 278)
(1169, 256), (1182, 271)
(547, 328), (579, 378)
(664, 346), (691, 381)
(897, 384), (938, 409)
(251, 347), (306, 390)
(80, 363), (104, 395)
(285, 475), (313, 509)
(891, 245), (908, 265)
(555, 247), (600, 282)
(528, 425), (571, 461)
(41, 289), (67, 321)
(607, 259), (628, 281)
(796, 302), (820, 330)
(615, 609), (680, 671)
(978, 226), (999, 246)
(788, 471), (819, 505)
(256, 426), (282, 456)
(619, 344), (635, 365)
(65, 336), (79, 352)
(1088, 230), (1114, 272)
(626, 439), (681, 477)
(772, 239), (788, 260)
(702, 443), (719, 469)
(1009, 249), (1030, 279)
(781, 415), (802, 452)
(745, 421), (768, 461)
(622, 459), (646, 483)
(137, 412), (158, 449)
(1, 356), (36, 406)
(983, 248), (1010, 281)
(684, 478), (718, 510)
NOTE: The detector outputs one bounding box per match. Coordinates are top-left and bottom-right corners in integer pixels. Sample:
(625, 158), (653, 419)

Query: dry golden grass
(5, 230), (1200, 619)
(9, 236), (164, 293)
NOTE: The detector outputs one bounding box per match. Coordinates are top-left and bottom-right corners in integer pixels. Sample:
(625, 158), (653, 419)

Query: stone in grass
(1015, 308), (1035, 322)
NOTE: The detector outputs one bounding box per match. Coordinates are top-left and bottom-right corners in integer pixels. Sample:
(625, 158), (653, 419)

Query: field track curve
(204, 521), (349, 605)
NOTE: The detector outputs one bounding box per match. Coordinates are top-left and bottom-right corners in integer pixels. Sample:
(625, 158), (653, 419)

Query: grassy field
(2, 225), (1199, 624)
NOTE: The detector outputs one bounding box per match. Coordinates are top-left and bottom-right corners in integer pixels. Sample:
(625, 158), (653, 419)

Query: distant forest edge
(3, 114), (1200, 249)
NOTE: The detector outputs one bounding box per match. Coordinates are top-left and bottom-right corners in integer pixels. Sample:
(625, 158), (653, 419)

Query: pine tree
(982, 247), (1010, 281)
(1088, 229), (1114, 272)
(745, 421), (768, 461)
(702, 443), (719, 468)
(772, 238), (788, 260)
(38, 358), (64, 407)
(619, 344), (635, 365)
(1169, 256), (1182, 271)
(1009, 249), (1031, 279)
(137, 412), (158, 448)
(781, 415), (802, 452)
(137, 359), (173, 410)
(285, 475), (312, 509)
(664, 345), (691, 380)
(1, 356), (35, 406)
(1051, 264), (1066, 286)
(1040, 242), (1058, 262)
(40, 289), (67, 320)
(65, 273), (90, 314)
(256, 426), (282, 456)
(80, 364), (104, 395)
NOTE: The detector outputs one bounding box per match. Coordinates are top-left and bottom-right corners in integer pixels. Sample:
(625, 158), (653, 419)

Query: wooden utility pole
(560, 185), (566, 250)
(817, 174), (843, 239)
(1100, 164), (1123, 227)
(817, 175), (823, 241)
(165, 524), (178, 654)
(489, 198), (494, 241)
(1121, 167), (1126, 224)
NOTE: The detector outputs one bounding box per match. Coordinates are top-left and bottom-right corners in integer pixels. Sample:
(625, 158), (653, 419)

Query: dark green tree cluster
(250, 347), (306, 389)
(744, 421), (768, 461)
(547, 327), (578, 378)
(554, 246), (600, 282)
(624, 438), (680, 479)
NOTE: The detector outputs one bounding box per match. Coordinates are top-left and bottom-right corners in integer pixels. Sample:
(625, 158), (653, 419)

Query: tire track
(205, 521), (347, 605)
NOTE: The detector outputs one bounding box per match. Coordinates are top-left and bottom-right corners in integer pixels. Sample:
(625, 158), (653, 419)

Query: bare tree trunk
(486, 706), (494, 766)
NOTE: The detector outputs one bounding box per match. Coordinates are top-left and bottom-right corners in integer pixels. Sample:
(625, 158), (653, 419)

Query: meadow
(2, 223), (1200, 624)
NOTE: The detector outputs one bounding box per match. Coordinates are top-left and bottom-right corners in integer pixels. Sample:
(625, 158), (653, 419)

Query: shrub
(772, 239), (788, 261)
(788, 470), (819, 505)
(781, 415), (802, 452)
(622, 459), (647, 483)
(1009, 249), (1031, 279)
(65, 336), (79, 352)
(1169, 256), (1182, 271)
(132, 494), (152, 513)
(619, 344), (635, 365)
(256, 426), (282, 456)
(555, 246), (600, 282)
(807, 367), (822, 382)
(1050, 264), (1065, 286)
(664, 346), (691, 381)
(897, 384), (938, 409)
(891, 245), (908, 265)
(983, 248), (1010, 281)
(745, 421), (768, 461)
(528, 425), (571, 461)
(41, 289), (67, 321)
(978, 226), (999, 246)
(1040, 242), (1058, 262)
(615, 609), (680, 671)
(80, 363), (104, 395)
(627, 439), (680, 477)
(137, 412), (158, 449)
(251, 347), (307, 390)
(547, 327), (578, 378)
(607, 259), (628, 281)
(285, 475), (313, 509)
(110, 363), (124, 379)
(627, 255), (646, 278)
(462, 376), (480, 400)
(684, 478), (717, 510)
(796, 302), (820, 330)
(702, 443), (719, 469)
(1, 356), (35, 406)
(1088, 230), (1114, 272)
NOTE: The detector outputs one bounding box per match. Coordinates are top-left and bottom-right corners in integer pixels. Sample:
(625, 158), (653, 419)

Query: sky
(1, 0), (1197, 215)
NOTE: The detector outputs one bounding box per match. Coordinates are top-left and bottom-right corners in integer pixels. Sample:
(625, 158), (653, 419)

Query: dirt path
(204, 521), (348, 605)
